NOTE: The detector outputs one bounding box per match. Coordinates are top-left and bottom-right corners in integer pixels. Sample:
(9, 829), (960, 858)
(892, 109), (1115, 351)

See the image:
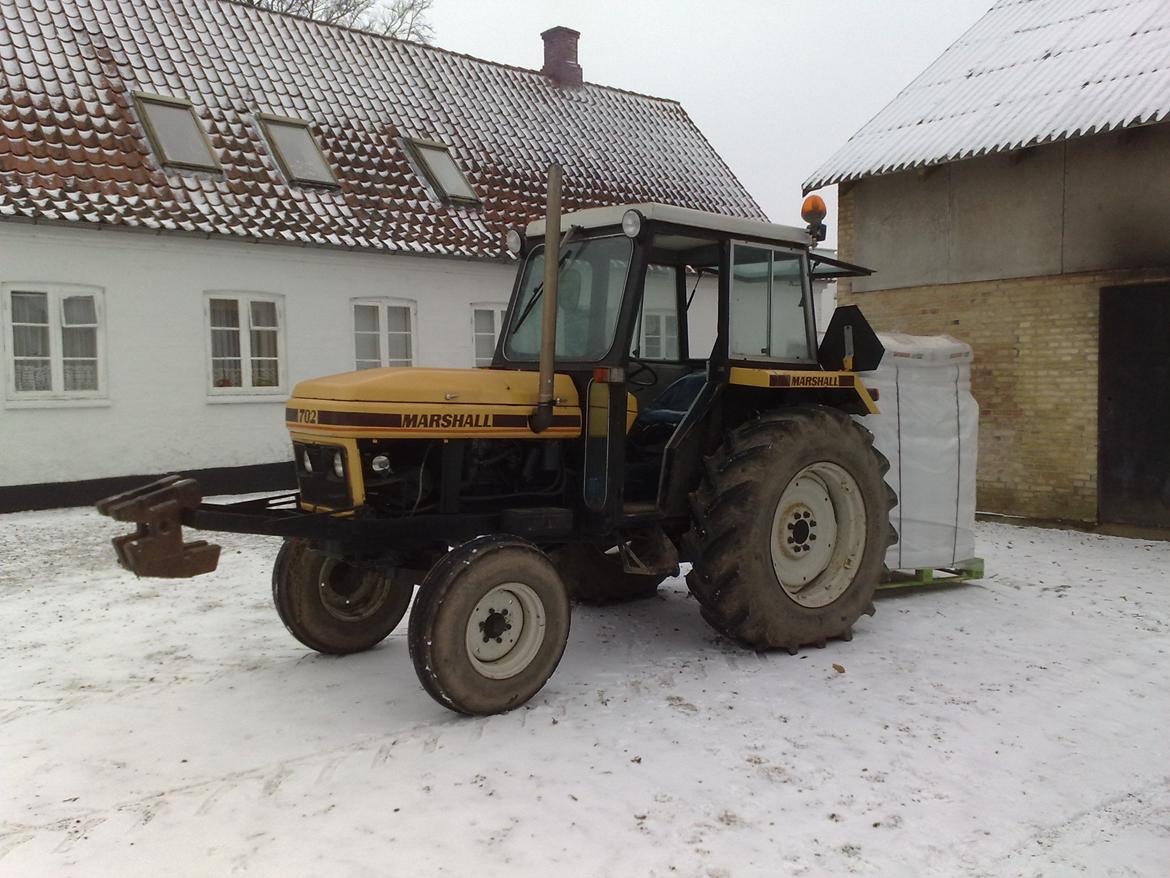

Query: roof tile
(1, 0), (762, 256)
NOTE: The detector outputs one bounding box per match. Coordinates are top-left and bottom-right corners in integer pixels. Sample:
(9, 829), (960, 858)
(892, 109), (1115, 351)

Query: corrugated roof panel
(805, 0), (1170, 191)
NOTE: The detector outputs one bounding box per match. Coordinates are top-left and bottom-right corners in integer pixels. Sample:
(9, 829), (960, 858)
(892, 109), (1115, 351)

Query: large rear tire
(272, 538), (414, 655)
(551, 543), (664, 605)
(684, 406), (896, 650)
(408, 536), (571, 715)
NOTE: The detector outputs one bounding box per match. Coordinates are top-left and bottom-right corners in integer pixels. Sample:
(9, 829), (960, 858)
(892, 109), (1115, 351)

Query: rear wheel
(272, 538), (414, 655)
(551, 543), (664, 605)
(408, 536), (571, 715)
(684, 406), (896, 650)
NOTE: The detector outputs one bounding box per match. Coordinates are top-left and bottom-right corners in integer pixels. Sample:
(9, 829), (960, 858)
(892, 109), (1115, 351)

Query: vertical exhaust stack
(531, 162), (562, 434)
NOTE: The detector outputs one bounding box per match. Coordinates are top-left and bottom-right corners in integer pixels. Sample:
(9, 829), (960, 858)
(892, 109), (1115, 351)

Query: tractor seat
(627, 373), (706, 456)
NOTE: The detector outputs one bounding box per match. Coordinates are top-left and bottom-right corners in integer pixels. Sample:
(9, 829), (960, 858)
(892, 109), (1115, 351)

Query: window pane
(506, 238), (631, 362)
(354, 304), (379, 333)
(250, 300), (278, 329)
(63, 360), (98, 392)
(730, 246), (771, 358)
(62, 326), (97, 359)
(212, 360), (242, 388)
(386, 333), (411, 363)
(142, 99), (217, 168)
(475, 334), (495, 363)
(62, 295), (96, 325)
(212, 327), (241, 358)
(769, 255), (811, 360)
(355, 332), (381, 362)
(355, 360), (381, 371)
(210, 299), (239, 328)
(251, 328), (278, 359)
(15, 360), (51, 392)
(13, 324), (50, 357)
(251, 359), (279, 387)
(11, 291), (48, 325)
(416, 144), (477, 200)
(385, 306), (411, 333)
(267, 120), (334, 184)
(473, 309), (495, 333)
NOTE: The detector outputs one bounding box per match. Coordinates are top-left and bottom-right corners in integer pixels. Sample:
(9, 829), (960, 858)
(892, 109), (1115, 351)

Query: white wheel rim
(770, 461), (867, 608)
(465, 582), (547, 680)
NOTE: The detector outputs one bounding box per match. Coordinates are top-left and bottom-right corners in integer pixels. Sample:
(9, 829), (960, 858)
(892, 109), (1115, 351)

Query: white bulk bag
(858, 333), (978, 570)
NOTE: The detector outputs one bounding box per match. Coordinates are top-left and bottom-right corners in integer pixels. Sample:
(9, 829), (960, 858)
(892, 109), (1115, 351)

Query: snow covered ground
(1, 507), (1167, 877)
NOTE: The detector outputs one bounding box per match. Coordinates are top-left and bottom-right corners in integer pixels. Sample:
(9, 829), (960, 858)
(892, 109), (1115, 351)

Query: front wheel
(408, 536), (571, 715)
(684, 406), (897, 650)
(272, 538), (414, 655)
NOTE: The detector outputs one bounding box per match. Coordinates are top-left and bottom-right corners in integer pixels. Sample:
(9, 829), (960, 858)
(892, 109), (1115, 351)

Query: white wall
(0, 224), (515, 486)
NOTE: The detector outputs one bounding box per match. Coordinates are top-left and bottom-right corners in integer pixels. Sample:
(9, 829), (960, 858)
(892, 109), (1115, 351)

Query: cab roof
(525, 203), (812, 248)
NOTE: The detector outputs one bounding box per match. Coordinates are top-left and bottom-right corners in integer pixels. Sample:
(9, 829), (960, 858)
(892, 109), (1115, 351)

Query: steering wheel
(627, 358), (659, 388)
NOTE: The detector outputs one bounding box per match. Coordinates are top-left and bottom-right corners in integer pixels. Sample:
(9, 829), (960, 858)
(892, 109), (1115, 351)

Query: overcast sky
(431, 0), (994, 247)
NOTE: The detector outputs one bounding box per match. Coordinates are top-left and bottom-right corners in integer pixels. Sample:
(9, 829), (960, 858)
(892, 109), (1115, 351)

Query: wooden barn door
(1098, 285), (1170, 527)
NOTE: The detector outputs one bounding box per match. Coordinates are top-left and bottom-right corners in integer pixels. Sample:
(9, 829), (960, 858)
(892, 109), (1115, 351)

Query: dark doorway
(1098, 284), (1170, 527)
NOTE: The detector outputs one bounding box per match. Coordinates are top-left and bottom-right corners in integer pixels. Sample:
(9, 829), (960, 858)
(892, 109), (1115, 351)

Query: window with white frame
(206, 294), (285, 393)
(640, 310), (680, 360)
(471, 304), (506, 367)
(3, 283), (105, 400)
(353, 299), (416, 369)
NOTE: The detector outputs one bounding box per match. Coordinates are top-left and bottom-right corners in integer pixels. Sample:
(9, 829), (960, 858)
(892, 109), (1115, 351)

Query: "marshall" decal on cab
(770, 373), (855, 388)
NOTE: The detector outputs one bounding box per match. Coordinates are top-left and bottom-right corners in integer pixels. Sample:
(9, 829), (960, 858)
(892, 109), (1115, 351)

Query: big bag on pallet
(858, 333), (978, 570)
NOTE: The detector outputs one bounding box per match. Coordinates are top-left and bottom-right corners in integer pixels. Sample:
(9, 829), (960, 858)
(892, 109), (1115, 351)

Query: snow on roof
(526, 203), (810, 246)
(0, 0), (764, 258)
(804, 0), (1170, 192)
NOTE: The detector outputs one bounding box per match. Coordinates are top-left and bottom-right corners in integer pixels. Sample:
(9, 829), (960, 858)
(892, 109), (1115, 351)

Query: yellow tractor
(99, 167), (894, 715)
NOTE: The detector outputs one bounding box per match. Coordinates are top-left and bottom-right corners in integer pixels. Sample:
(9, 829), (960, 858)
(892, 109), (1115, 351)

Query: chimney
(541, 26), (582, 87)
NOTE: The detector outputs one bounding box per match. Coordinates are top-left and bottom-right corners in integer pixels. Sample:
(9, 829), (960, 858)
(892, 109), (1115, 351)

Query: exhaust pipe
(531, 162), (562, 434)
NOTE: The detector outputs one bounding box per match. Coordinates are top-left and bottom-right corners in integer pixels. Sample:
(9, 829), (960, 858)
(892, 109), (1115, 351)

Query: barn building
(805, 0), (1170, 528)
(0, 0), (766, 511)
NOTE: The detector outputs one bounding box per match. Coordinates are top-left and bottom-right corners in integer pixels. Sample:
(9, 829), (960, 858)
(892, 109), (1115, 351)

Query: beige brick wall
(836, 186), (1170, 521)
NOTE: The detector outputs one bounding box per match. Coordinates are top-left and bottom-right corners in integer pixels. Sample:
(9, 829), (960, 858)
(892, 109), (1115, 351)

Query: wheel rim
(464, 582), (547, 680)
(318, 559), (393, 623)
(769, 461), (868, 608)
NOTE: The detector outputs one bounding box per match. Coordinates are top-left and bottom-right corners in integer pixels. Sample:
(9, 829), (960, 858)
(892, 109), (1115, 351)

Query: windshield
(504, 236), (633, 361)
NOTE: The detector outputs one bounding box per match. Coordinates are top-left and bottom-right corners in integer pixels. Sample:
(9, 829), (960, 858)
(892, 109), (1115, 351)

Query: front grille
(294, 442), (352, 508)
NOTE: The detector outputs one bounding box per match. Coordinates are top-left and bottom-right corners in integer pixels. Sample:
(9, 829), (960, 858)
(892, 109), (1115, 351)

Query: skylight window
(259, 115), (337, 186)
(410, 140), (478, 203)
(135, 93), (219, 172)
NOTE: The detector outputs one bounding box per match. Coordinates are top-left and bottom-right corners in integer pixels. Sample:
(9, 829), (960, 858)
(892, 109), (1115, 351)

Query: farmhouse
(806, 0), (1170, 528)
(0, 0), (763, 511)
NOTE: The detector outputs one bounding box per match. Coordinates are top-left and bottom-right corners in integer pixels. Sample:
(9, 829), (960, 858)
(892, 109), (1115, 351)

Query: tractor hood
(291, 367), (579, 407)
(286, 368), (583, 440)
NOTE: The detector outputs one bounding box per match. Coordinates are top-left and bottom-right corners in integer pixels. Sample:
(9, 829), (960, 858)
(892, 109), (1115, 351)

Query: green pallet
(878, 557), (985, 591)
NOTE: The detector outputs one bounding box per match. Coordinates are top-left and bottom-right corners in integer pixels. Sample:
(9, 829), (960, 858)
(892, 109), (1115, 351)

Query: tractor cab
(496, 200), (877, 522)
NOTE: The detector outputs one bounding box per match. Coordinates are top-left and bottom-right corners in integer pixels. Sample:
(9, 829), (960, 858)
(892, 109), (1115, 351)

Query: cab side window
(729, 244), (814, 362)
(632, 265), (680, 360)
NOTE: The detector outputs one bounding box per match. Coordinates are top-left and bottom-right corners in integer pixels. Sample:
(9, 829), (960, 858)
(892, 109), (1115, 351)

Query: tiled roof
(805, 0), (1170, 192)
(0, 0), (764, 258)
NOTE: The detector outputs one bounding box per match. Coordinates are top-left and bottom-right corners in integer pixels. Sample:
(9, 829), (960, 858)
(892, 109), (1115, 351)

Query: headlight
(301, 448), (313, 473)
(621, 209), (643, 239)
(332, 451), (345, 479)
(370, 454), (391, 473)
(505, 228), (524, 255)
